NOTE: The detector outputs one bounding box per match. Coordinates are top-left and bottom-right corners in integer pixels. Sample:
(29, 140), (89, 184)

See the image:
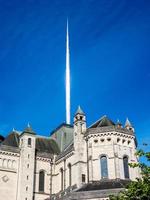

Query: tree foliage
(110, 148), (150, 200)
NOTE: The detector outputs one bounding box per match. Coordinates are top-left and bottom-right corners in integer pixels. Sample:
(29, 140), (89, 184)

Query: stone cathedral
(0, 106), (140, 200)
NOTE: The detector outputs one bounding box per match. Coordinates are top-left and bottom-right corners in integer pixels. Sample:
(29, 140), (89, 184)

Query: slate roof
(1, 131), (19, 147)
(56, 142), (74, 161)
(50, 123), (74, 152)
(77, 179), (130, 192)
(36, 137), (60, 154)
(89, 116), (115, 128)
(0, 131), (60, 155)
(22, 125), (36, 135)
(46, 179), (130, 200)
(50, 123), (73, 135)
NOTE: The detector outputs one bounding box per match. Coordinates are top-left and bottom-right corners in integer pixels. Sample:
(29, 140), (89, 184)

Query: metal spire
(75, 105), (85, 115)
(66, 19), (71, 124)
(27, 122), (30, 128)
(125, 118), (132, 127)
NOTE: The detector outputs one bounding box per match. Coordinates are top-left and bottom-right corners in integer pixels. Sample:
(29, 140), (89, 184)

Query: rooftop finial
(27, 122), (30, 128)
(117, 119), (121, 124)
(125, 118), (132, 127)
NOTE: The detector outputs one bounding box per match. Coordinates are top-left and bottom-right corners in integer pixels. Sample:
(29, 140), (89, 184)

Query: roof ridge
(88, 115), (107, 128)
(63, 140), (73, 152)
(14, 132), (19, 146)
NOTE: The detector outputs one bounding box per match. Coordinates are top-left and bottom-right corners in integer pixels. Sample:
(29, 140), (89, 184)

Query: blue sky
(0, 0), (150, 149)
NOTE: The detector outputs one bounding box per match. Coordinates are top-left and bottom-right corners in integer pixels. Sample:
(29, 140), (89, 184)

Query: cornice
(86, 126), (134, 136)
(0, 150), (19, 157)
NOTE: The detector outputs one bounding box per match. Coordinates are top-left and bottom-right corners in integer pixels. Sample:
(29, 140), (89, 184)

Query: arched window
(60, 168), (63, 191)
(39, 171), (45, 192)
(100, 156), (108, 179)
(28, 138), (31, 146)
(123, 156), (129, 179)
(68, 163), (72, 186)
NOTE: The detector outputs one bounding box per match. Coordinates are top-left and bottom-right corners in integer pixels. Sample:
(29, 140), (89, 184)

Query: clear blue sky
(0, 0), (150, 149)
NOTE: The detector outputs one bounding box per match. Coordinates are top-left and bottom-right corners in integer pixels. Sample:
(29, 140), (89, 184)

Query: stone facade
(0, 107), (140, 200)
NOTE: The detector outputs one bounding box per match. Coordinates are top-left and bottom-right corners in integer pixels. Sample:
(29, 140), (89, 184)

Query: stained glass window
(100, 156), (108, 178)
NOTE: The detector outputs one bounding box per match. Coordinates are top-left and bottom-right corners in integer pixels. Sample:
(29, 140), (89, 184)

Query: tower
(73, 106), (87, 187)
(17, 125), (36, 200)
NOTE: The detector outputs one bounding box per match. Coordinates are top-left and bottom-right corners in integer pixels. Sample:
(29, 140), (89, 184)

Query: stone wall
(0, 151), (19, 200)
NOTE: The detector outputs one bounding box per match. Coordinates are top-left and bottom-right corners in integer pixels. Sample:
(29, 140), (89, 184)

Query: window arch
(39, 170), (45, 192)
(7, 159), (12, 168)
(100, 155), (108, 179)
(123, 156), (129, 179)
(3, 159), (7, 168)
(12, 160), (16, 169)
(60, 168), (63, 191)
(68, 163), (72, 186)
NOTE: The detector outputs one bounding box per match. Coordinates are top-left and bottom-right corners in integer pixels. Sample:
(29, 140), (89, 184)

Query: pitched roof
(2, 131), (19, 147)
(22, 124), (36, 135)
(50, 123), (73, 135)
(77, 179), (130, 192)
(56, 142), (74, 161)
(75, 106), (85, 115)
(36, 137), (60, 154)
(89, 116), (115, 128)
(1, 131), (60, 155)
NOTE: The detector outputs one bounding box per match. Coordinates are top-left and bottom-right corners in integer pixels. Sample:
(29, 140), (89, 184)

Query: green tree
(110, 148), (150, 200)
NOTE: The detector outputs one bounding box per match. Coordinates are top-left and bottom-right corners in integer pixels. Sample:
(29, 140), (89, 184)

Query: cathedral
(0, 24), (140, 200)
(0, 107), (140, 200)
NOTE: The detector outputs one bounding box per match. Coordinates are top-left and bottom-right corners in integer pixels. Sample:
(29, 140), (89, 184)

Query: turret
(74, 105), (86, 134)
(125, 118), (134, 132)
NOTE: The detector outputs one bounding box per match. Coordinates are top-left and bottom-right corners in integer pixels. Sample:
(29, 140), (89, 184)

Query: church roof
(77, 179), (130, 192)
(50, 123), (73, 136)
(0, 131), (60, 155)
(89, 116), (115, 128)
(1, 131), (19, 147)
(56, 142), (74, 161)
(36, 137), (60, 154)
